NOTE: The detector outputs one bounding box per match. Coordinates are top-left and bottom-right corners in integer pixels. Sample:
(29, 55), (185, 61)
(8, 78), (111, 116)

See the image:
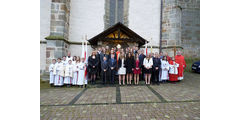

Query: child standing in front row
(64, 60), (73, 87)
(49, 59), (56, 87)
(101, 56), (109, 84)
(161, 56), (169, 83)
(53, 58), (64, 86)
(77, 57), (86, 88)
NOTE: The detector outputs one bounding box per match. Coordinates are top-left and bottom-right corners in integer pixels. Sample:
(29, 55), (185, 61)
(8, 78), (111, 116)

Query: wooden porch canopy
(88, 22), (148, 47)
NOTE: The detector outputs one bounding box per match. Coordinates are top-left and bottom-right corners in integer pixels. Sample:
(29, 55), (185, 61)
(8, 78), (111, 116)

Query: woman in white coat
(143, 54), (153, 84)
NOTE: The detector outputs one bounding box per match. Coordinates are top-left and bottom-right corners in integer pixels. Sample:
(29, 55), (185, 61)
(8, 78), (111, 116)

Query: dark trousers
(140, 67), (145, 81)
(101, 71), (108, 84)
(153, 69), (160, 83)
(109, 70), (115, 84)
(98, 64), (101, 78)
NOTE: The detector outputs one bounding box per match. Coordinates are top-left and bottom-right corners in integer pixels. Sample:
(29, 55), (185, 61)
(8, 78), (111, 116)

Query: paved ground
(40, 72), (200, 120)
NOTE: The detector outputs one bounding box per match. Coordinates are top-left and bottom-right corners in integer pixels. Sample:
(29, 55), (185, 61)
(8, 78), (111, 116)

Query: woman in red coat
(133, 54), (141, 85)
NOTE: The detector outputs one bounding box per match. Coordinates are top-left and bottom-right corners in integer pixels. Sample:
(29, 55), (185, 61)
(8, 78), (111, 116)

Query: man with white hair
(175, 51), (186, 81)
(66, 52), (73, 62)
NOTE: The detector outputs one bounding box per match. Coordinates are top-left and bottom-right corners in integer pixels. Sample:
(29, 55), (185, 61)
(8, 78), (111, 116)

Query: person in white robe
(62, 56), (68, 86)
(66, 52), (73, 63)
(161, 56), (169, 83)
(72, 56), (77, 65)
(49, 59), (56, 86)
(77, 57), (86, 88)
(53, 58), (64, 86)
(72, 60), (79, 85)
(169, 57), (179, 82)
(64, 60), (74, 87)
(62, 56), (68, 66)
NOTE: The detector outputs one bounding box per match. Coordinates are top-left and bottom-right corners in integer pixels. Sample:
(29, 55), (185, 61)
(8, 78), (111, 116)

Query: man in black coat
(96, 47), (102, 79)
(108, 54), (117, 84)
(153, 52), (161, 84)
(138, 50), (146, 81)
(101, 56), (109, 84)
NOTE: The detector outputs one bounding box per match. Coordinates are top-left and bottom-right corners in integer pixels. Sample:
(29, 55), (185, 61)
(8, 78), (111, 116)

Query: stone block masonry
(50, 0), (70, 40)
(161, 0), (200, 58)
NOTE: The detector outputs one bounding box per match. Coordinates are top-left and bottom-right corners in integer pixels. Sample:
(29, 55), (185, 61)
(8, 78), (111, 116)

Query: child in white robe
(54, 58), (64, 86)
(72, 60), (80, 85)
(62, 56), (68, 86)
(77, 57), (86, 88)
(64, 60), (74, 87)
(72, 56), (77, 65)
(169, 57), (179, 82)
(161, 56), (169, 83)
(49, 59), (56, 86)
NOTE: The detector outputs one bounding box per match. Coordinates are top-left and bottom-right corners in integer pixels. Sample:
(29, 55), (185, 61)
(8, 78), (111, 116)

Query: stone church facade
(40, 0), (200, 74)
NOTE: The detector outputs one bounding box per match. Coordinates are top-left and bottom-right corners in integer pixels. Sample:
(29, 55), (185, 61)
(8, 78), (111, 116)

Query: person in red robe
(169, 57), (179, 82)
(175, 51), (186, 80)
(164, 52), (171, 62)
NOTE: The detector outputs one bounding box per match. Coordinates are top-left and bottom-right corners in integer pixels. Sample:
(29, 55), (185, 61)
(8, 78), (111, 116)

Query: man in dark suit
(139, 49), (146, 81)
(96, 47), (102, 79)
(108, 54), (117, 84)
(153, 52), (161, 84)
(101, 56), (109, 84)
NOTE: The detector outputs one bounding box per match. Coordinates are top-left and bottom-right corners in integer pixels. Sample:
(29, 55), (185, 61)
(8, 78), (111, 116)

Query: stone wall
(40, 0), (51, 74)
(40, 43), (47, 74)
(177, 0), (200, 58)
(46, 40), (69, 72)
(162, 0), (200, 58)
(50, 0), (70, 39)
(162, 0), (182, 57)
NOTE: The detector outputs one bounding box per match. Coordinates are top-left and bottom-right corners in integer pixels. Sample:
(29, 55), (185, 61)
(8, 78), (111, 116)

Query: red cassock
(169, 60), (178, 81)
(167, 56), (171, 62)
(175, 55), (186, 80)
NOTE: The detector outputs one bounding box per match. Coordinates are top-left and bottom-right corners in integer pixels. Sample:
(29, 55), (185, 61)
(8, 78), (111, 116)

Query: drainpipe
(159, 0), (163, 53)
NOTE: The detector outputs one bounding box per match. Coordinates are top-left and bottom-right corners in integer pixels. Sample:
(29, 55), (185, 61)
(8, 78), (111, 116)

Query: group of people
(49, 46), (186, 87)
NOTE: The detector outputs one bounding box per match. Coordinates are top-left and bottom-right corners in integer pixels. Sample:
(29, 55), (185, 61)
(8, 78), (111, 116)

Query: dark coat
(117, 58), (126, 68)
(139, 53), (145, 68)
(153, 57), (161, 71)
(108, 58), (117, 71)
(100, 53), (109, 63)
(125, 56), (135, 73)
(88, 55), (99, 74)
(101, 60), (109, 71)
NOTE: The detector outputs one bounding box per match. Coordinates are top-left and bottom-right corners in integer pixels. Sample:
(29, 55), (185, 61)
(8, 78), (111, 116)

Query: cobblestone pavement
(40, 72), (200, 120)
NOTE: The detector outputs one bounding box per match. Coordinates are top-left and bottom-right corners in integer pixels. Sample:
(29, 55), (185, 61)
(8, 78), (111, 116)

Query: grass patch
(40, 79), (50, 89)
(45, 35), (65, 40)
(184, 57), (200, 72)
